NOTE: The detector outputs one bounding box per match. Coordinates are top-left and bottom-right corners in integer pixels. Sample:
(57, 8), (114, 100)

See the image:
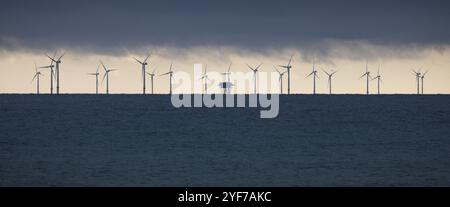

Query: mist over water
(0, 95), (449, 186)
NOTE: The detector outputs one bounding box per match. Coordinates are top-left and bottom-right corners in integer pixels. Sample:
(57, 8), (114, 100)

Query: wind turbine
(100, 61), (118, 94)
(247, 63), (263, 94)
(372, 65), (382, 95)
(32, 63), (43, 94)
(279, 55), (293, 94)
(420, 70), (429, 95)
(274, 66), (287, 94)
(322, 69), (338, 95)
(160, 62), (174, 94)
(360, 61), (371, 95)
(411, 67), (422, 95)
(199, 64), (209, 94)
(46, 51), (66, 94)
(145, 66), (157, 94)
(306, 58), (319, 94)
(88, 64), (101, 94)
(220, 63), (233, 94)
(134, 54), (151, 94)
(39, 54), (56, 94)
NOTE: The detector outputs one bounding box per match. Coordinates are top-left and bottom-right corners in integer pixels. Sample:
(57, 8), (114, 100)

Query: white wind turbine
(220, 63), (233, 94)
(274, 66), (287, 94)
(199, 64), (210, 94)
(360, 61), (371, 95)
(145, 65), (157, 94)
(420, 70), (429, 95)
(372, 65), (382, 95)
(160, 62), (174, 94)
(100, 61), (118, 94)
(322, 69), (338, 95)
(134, 54), (151, 94)
(39, 54), (56, 94)
(88, 64), (101, 94)
(279, 55), (293, 94)
(411, 67), (422, 95)
(31, 63), (43, 94)
(46, 51), (66, 94)
(306, 58), (319, 94)
(247, 63), (263, 94)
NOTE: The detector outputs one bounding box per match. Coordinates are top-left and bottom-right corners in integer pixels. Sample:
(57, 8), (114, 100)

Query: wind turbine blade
(96, 64), (100, 73)
(228, 63), (232, 72)
(246, 64), (254, 71)
(46, 54), (57, 62)
(101, 72), (107, 83)
(58, 52), (66, 60)
(322, 69), (330, 76)
(143, 54), (151, 63)
(255, 63), (263, 70)
(306, 72), (314, 78)
(160, 72), (170, 76)
(359, 73), (367, 79)
(134, 57), (143, 64)
(31, 74), (38, 82)
(287, 55), (293, 66)
(100, 61), (107, 71)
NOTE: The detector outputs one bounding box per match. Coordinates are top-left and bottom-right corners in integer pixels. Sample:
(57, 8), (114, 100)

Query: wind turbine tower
(412, 67), (422, 95)
(372, 65), (382, 95)
(306, 58), (319, 94)
(32, 63), (43, 94)
(420, 70), (429, 95)
(160, 62), (174, 94)
(199, 64), (209, 94)
(274, 66), (287, 94)
(39, 57), (55, 94)
(360, 61), (371, 95)
(47, 52), (65, 94)
(247, 63), (263, 94)
(219, 63), (233, 94)
(88, 64), (101, 94)
(323, 69), (338, 95)
(101, 61), (118, 94)
(134, 54), (151, 94)
(279, 55), (293, 94)
(146, 66), (157, 94)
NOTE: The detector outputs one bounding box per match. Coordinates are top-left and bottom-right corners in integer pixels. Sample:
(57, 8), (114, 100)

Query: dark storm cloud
(1, 0), (450, 54)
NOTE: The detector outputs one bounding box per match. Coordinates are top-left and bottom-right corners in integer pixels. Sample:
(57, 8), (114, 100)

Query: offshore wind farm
(1, 0), (450, 188)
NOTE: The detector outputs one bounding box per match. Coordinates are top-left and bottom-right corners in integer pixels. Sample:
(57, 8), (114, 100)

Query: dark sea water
(0, 94), (449, 186)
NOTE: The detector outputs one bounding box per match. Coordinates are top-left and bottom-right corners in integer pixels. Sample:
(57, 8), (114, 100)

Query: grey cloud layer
(1, 0), (449, 54)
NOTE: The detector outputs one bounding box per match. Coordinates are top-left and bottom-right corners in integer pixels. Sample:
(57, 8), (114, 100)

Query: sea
(0, 94), (449, 186)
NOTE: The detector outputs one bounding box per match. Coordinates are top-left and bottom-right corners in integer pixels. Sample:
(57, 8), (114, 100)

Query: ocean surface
(1, 94), (449, 186)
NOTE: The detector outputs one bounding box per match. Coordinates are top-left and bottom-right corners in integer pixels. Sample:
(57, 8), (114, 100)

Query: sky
(1, 0), (450, 94)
